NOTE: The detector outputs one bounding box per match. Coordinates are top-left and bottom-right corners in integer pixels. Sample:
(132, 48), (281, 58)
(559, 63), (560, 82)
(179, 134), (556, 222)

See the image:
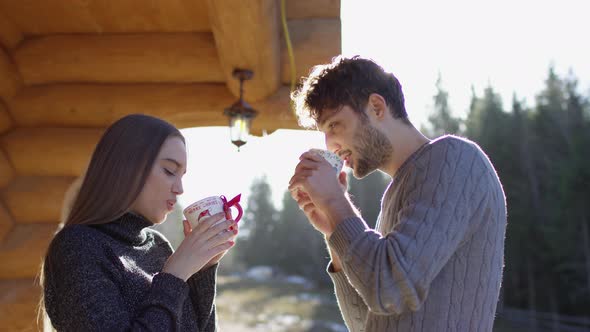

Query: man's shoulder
(429, 134), (480, 152)
(425, 135), (494, 174)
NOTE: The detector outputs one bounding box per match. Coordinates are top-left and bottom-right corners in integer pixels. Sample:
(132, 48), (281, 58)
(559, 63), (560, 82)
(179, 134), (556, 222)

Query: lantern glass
(228, 113), (252, 148)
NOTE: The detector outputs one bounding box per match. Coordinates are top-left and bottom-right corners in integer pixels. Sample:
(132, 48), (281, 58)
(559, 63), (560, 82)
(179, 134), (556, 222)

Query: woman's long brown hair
(38, 114), (185, 330)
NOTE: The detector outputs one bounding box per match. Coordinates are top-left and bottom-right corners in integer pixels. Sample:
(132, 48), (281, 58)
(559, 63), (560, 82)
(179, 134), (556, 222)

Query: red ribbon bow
(221, 194), (241, 207)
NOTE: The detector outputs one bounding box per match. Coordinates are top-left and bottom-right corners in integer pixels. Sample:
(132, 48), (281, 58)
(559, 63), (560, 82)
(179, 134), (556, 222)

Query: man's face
(319, 105), (393, 179)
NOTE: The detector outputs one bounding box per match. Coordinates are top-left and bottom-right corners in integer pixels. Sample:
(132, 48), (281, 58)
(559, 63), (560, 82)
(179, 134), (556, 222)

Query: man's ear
(367, 93), (388, 120)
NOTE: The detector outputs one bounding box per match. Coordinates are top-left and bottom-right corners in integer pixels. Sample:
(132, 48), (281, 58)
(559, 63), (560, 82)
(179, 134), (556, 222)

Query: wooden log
(15, 34), (223, 84)
(0, 202), (13, 243)
(0, 224), (56, 279)
(0, 46), (21, 102)
(206, 0), (281, 101)
(11, 18), (341, 89)
(0, 0), (210, 35)
(0, 279), (42, 330)
(251, 86), (299, 135)
(281, 19), (341, 84)
(1, 176), (75, 223)
(286, 0), (340, 19)
(0, 147), (15, 188)
(0, 12), (23, 49)
(1, 128), (103, 177)
(0, 101), (13, 134)
(9, 83), (299, 132)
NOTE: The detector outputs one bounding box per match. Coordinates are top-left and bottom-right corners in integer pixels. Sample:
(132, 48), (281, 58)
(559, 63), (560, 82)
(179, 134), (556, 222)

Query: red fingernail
(229, 226), (234, 231)
(229, 241), (235, 246)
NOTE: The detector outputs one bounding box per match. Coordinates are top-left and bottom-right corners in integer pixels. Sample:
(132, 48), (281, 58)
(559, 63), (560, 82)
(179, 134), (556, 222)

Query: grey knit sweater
(44, 212), (218, 331)
(328, 135), (506, 332)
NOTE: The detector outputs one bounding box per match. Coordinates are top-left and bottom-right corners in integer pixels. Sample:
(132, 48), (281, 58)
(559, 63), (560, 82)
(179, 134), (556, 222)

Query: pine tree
(425, 73), (462, 137)
(235, 176), (279, 267)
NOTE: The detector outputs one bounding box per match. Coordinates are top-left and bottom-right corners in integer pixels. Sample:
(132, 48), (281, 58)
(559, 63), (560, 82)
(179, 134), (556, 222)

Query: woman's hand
(162, 213), (236, 281)
(183, 216), (239, 269)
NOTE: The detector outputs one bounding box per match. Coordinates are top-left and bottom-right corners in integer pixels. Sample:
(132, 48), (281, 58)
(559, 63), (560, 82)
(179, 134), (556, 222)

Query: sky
(178, 0), (590, 212)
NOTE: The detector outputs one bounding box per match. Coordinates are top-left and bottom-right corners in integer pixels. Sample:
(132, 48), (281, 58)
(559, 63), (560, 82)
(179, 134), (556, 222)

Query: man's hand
(288, 152), (356, 236)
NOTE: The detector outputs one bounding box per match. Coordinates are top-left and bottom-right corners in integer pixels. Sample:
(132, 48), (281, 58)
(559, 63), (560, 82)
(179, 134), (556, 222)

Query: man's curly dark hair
(291, 55), (409, 129)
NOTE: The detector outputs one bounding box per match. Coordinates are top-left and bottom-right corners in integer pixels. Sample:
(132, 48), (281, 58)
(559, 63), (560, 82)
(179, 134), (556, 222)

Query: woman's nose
(172, 179), (184, 195)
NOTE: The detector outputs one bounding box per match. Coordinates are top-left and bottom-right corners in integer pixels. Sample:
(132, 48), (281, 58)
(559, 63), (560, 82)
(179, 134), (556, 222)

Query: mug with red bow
(183, 194), (243, 229)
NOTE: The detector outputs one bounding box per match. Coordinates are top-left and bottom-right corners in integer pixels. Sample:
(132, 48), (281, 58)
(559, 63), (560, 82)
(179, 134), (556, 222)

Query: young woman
(40, 114), (237, 331)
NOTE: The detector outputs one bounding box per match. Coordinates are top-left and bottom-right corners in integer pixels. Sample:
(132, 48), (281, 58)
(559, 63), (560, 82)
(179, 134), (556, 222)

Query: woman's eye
(164, 169), (174, 176)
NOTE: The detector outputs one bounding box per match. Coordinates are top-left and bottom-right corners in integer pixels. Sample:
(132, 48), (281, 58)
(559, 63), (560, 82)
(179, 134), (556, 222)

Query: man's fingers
(299, 151), (323, 162)
(294, 159), (319, 174)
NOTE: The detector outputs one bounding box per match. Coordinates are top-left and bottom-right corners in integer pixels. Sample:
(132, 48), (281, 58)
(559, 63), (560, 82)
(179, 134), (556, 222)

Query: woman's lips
(166, 200), (176, 211)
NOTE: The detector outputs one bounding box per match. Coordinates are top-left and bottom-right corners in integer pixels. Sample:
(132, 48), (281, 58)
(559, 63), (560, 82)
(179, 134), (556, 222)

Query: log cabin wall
(0, 1), (341, 330)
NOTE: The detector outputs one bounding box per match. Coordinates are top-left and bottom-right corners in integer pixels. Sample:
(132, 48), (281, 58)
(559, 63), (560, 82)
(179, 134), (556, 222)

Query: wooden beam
(11, 19), (341, 88)
(0, 202), (13, 243)
(0, 46), (21, 102)
(0, 0), (210, 35)
(0, 101), (13, 134)
(0, 12), (23, 49)
(251, 86), (299, 135)
(1, 128), (103, 177)
(9, 83), (299, 132)
(15, 34), (223, 84)
(281, 19), (341, 85)
(0, 224), (56, 279)
(1, 176), (75, 223)
(286, 0), (340, 19)
(0, 147), (15, 188)
(206, 0), (281, 102)
(0, 279), (41, 330)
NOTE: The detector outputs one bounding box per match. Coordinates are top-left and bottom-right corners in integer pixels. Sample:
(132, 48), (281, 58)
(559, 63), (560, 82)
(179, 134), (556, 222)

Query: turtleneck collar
(93, 212), (153, 246)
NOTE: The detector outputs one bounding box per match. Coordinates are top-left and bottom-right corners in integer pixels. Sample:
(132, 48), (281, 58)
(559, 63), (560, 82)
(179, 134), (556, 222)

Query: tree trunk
(582, 214), (590, 293)
(549, 284), (559, 332)
(527, 257), (538, 331)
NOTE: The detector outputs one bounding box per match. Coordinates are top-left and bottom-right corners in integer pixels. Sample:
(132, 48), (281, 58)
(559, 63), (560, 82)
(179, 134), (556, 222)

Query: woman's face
(131, 136), (187, 224)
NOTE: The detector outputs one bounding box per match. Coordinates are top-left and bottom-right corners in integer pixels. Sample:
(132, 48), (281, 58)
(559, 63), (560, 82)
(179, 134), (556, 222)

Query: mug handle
(232, 203), (243, 223)
(221, 194), (243, 223)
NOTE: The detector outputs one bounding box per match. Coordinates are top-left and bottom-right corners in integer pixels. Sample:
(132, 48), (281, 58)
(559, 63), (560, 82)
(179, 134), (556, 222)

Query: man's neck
(382, 125), (430, 177)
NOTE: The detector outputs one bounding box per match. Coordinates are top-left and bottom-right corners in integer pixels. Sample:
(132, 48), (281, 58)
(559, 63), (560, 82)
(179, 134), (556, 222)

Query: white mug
(183, 194), (243, 229)
(309, 148), (344, 173)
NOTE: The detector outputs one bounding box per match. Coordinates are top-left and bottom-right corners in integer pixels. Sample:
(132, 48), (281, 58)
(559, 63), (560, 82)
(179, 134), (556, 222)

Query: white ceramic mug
(183, 194), (243, 229)
(309, 148), (344, 173)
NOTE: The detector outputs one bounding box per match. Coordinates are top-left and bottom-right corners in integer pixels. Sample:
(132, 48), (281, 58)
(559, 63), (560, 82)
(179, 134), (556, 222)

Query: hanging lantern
(224, 69), (258, 150)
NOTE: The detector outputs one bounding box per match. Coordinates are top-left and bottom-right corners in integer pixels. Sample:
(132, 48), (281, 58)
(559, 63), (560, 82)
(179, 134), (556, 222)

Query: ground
(215, 275), (531, 332)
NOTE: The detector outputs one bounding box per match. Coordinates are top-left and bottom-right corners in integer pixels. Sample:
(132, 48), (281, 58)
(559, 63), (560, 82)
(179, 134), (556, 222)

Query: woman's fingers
(207, 240), (235, 257)
(192, 212), (225, 234)
(201, 218), (235, 240)
(182, 220), (191, 237)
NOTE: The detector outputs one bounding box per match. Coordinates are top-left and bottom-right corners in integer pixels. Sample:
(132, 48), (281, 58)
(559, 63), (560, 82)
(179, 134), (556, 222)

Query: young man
(288, 56), (506, 331)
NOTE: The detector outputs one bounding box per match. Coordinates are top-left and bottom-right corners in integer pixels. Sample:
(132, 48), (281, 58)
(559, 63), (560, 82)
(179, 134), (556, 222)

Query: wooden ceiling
(0, 0), (341, 134)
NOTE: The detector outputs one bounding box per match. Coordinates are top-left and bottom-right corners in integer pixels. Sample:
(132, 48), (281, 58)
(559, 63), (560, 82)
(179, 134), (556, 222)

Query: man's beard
(352, 123), (393, 179)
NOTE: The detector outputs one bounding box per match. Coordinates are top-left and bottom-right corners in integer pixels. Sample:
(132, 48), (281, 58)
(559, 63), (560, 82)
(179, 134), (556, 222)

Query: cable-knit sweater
(44, 213), (218, 331)
(328, 135), (507, 332)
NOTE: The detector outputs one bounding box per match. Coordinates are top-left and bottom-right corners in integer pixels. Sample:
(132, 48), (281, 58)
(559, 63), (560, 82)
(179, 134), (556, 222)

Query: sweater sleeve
(327, 264), (368, 331)
(186, 264), (218, 332)
(44, 228), (193, 332)
(328, 141), (491, 315)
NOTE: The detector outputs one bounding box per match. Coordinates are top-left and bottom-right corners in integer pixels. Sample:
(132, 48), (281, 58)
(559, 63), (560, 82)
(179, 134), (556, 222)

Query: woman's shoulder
(47, 224), (110, 262)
